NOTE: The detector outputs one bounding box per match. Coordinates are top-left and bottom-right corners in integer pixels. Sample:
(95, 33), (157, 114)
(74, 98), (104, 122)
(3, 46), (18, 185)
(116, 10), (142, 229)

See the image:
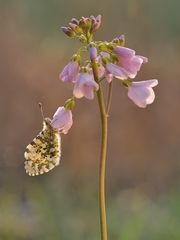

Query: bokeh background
(1, 0), (180, 239)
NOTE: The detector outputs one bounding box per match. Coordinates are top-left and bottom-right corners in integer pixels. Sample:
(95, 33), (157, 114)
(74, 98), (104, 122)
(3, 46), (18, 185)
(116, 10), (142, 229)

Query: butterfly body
(24, 118), (61, 176)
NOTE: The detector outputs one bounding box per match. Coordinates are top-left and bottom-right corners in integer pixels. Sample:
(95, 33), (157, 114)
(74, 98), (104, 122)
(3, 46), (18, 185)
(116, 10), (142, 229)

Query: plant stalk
(91, 59), (108, 240)
(106, 81), (113, 116)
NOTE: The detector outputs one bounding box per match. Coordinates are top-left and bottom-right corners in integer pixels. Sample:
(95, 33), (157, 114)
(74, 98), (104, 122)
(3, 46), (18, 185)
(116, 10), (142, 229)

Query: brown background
(1, 0), (180, 239)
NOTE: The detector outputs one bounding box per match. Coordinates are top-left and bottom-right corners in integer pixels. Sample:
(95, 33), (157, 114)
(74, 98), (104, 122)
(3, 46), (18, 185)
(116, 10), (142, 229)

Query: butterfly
(24, 103), (61, 176)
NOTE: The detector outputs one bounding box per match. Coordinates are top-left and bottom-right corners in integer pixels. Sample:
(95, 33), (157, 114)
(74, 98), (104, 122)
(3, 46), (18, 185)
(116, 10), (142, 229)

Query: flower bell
(73, 70), (99, 100)
(51, 107), (73, 134)
(106, 46), (147, 80)
(59, 55), (80, 83)
(127, 79), (158, 108)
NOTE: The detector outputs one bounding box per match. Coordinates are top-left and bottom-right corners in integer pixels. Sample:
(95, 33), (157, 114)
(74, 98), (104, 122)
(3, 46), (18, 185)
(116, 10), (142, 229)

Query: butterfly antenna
(38, 102), (45, 120)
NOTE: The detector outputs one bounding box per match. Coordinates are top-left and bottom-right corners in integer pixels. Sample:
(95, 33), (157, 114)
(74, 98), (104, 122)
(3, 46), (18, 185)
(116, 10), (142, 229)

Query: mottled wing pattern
(24, 118), (61, 176)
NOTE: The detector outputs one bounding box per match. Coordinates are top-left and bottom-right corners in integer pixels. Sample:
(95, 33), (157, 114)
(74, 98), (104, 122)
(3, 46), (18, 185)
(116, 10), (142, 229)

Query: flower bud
(90, 15), (96, 24)
(80, 66), (89, 73)
(78, 34), (87, 43)
(79, 17), (88, 28)
(64, 97), (75, 110)
(118, 34), (125, 46)
(71, 54), (81, 64)
(68, 23), (82, 34)
(122, 79), (132, 87)
(89, 46), (97, 61)
(85, 18), (92, 29)
(111, 54), (119, 63)
(112, 35), (125, 46)
(112, 37), (119, 44)
(79, 17), (92, 32)
(102, 57), (111, 64)
(92, 15), (102, 32)
(61, 27), (76, 37)
(98, 43), (108, 52)
(70, 18), (79, 25)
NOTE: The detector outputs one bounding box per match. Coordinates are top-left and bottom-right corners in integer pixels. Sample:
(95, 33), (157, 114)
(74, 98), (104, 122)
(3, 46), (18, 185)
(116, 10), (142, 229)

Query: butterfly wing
(24, 121), (61, 176)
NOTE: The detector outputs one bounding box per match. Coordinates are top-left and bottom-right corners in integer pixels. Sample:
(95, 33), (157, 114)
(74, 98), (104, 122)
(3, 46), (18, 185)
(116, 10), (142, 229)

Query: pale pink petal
(121, 56), (143, 79)
(96, 14), (102, 23)
(132, 79), (158, 88)
(83, 85), (94, 99)
(128, 86), (154, 108)
(114, 46), (135, 59)
(98, 64), (105, 78)
(73, 87), (84, 98)
(85, 78), (99, 89)
(106, 63), (129, 80)
(136, 55), (148, 63)
(62, 119), (73, 134)
(105, 70), (113, 83)
(96, 54), (106, 78)
(59, 61), (79, 83)
(73, 75), (84, 98)
(59, 65), (69, 81)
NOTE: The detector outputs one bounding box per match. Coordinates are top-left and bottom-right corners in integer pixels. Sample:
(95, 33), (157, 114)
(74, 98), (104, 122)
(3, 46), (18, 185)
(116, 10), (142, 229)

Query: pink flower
(51, 107), (73, 134)
(73, 72), (99, 100)
(59, 60), (79, 83)
(127, 79), (158, 108)
(106, 46), (147, 80)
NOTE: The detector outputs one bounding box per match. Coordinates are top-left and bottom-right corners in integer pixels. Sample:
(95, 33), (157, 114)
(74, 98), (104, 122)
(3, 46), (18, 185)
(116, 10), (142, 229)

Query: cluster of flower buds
(52, 15), (158, 134)
(112, 34), (125, 46)
(61, 15), (102, 43)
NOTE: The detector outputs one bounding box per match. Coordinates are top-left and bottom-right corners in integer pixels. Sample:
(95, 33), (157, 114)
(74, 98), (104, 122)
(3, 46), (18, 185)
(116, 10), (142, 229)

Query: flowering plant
(57, 15), (158, 239)
(25, 15), (158, 240)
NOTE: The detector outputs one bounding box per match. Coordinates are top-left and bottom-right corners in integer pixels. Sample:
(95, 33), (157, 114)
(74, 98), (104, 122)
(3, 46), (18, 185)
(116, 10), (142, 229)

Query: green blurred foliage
(1, 0), (180, 239)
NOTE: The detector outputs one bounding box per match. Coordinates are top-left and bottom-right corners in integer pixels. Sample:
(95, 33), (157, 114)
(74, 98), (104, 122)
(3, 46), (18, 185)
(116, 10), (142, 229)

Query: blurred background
(1, 0), (180, 239)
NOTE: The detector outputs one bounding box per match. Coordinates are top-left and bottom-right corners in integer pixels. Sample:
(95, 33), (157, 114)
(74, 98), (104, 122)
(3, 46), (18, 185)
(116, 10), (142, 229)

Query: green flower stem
(91, 59), (108, 240)
(106, 81), (113, 116)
